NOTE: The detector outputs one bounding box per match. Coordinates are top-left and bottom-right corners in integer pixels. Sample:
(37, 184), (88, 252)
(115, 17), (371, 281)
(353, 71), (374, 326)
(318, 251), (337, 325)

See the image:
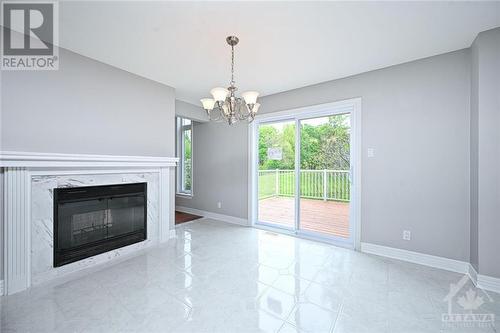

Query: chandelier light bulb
(210, 87), (229, 102)
(242, 91), (259, 105)
(200, 98), (216, 111)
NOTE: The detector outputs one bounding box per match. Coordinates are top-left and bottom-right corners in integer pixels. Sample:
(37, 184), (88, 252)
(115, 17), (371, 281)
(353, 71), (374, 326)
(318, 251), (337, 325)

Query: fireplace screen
(54, 183), (147, 267)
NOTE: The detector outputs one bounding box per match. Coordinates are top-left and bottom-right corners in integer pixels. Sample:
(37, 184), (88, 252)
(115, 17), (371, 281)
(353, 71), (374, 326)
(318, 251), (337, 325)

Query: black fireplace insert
(53, 182), (147, 267)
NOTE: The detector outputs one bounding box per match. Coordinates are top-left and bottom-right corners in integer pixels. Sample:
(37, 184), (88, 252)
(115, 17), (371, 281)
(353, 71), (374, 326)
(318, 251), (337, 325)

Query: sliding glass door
(253, 101), (357, 248)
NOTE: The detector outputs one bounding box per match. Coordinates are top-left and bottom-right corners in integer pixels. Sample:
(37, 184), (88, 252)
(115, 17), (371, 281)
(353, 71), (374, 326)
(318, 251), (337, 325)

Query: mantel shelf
(0, 151), (179, 168)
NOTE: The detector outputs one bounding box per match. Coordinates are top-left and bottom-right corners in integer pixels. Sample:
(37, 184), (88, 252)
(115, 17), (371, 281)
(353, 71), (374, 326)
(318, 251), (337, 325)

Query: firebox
(53, 182), (147, 267)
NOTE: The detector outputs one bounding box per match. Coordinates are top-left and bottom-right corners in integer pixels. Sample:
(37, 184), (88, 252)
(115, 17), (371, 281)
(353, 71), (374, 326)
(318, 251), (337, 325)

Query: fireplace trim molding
(1, 151), (178, 168)
(1, 151), (178, 295)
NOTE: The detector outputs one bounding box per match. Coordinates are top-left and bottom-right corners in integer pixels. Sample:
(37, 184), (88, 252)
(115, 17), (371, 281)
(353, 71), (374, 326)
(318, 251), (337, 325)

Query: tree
(258, 114), (350, 170)
(258, 125), (279, 168)
(184, 130), (192, 190)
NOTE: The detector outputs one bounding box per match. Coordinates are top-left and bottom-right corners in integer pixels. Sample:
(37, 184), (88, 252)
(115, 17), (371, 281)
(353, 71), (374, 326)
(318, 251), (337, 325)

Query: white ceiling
(59, 1), (500, 104)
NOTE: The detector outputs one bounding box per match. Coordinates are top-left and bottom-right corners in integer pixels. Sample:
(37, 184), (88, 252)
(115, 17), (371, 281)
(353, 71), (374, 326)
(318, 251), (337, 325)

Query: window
(176, 117), (193, 196)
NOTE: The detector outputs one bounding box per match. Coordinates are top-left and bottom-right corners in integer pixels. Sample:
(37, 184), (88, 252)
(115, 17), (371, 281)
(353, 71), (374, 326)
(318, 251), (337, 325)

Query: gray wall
(1, 45), (176, 281)
(0, 170), (3, 280)
(471, 28), (500, 278)
(262, 50), (471, 262)
(176, 121), (248, 219)
(469, 36), (480, 272)
(1, 47), (176, 156)
(184, 50), (471, 262)
(175, 99), (208, 123)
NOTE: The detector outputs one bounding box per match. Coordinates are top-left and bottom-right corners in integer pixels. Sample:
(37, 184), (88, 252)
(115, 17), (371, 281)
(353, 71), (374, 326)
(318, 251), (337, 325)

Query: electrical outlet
(367, 148), (375, 158)
(217, 201), (222, 209)
(403, 230), (411, 241)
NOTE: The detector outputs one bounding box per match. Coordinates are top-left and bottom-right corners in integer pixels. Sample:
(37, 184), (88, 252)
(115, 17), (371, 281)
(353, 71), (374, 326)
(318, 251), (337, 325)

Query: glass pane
(107, 196), (145, 237)
(299, 114), (351, 238)
(58, 196), (145, 250)
(58, 199), (108, 249)
(258, 120), (296, 228)
(183, 125), (192, 192)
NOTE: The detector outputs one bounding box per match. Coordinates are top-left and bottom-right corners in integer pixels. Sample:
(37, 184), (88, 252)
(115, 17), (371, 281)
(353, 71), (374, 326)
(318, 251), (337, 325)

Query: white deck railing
(258, 169), (350, 202)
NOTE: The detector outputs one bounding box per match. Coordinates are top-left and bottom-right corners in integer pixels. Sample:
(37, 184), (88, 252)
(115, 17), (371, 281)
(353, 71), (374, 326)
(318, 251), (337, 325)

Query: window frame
(176, 116), (194, 197)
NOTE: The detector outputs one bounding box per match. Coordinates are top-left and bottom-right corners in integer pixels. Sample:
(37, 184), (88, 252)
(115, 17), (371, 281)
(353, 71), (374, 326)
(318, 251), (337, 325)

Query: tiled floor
(1, 219), (499, 332)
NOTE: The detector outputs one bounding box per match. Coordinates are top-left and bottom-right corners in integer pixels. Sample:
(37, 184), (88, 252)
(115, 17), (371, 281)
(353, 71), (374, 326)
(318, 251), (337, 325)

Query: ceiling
(58, 1), (500, 104)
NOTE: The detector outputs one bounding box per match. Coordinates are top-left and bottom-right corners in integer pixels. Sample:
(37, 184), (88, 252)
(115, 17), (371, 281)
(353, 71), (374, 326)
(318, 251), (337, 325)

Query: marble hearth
(1, 152), (178, 295)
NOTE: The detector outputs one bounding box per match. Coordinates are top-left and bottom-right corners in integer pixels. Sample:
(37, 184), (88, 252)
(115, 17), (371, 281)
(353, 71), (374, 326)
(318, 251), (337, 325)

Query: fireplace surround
(54, 183), (147, 267)
(1, 151), (178, 295)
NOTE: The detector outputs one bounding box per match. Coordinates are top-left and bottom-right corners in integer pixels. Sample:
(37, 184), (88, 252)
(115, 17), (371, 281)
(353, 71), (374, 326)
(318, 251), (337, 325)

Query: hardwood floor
(258, 196), (349, 238)
(175, 211), (203, 225)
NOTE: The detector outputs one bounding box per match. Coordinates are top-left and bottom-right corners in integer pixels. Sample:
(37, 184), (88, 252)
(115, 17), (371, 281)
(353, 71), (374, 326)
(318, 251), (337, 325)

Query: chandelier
(200, 36), (260, 125)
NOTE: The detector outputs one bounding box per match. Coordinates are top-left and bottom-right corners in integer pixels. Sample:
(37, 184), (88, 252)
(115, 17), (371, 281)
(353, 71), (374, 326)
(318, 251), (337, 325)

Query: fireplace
(53, 182), (147, 267)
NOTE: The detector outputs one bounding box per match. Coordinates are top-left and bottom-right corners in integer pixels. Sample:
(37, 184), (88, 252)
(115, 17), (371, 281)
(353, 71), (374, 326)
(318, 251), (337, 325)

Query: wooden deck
(258, 196), (350, 238)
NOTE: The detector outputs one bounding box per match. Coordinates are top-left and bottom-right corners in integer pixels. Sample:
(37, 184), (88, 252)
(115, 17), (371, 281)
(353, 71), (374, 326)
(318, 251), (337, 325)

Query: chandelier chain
(230, 45), (235, 87)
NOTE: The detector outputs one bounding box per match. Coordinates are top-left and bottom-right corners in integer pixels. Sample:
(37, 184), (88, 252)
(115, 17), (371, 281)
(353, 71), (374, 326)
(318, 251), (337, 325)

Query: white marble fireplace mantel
(1, 151), (178, 295)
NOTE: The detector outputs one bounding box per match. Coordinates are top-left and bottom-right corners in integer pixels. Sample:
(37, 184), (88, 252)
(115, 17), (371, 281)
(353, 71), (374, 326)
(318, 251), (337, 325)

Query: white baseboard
(0, 280), (4, 296)
(478, 274), (500, 294)
(468, 264), (478, 286)
(361, 242), (469, 274)
(361, 242), (500, 294)
(175, 206), (248, 227)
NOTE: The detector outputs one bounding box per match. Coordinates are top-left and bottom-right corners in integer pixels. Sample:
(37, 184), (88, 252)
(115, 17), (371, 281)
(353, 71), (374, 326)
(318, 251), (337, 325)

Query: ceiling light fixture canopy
(200, 36), (260, 125)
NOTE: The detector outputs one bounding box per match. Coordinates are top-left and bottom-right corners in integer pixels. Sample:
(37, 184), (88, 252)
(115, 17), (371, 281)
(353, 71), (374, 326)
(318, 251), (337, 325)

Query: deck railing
(258, 169), (350, 201)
